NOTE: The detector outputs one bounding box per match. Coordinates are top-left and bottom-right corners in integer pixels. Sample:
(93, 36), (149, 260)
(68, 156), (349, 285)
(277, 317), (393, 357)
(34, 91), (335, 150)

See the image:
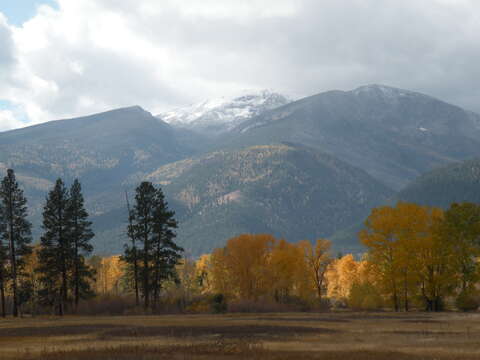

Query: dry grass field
(1, 312), (480, 359)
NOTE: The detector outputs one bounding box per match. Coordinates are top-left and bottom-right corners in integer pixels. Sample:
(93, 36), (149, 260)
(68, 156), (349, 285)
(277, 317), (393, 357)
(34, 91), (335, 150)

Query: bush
(211, 293), (227, 313)
(77, 295), (138, 315)
(348, 281), (383, 311)
(455, 290), (479, 312)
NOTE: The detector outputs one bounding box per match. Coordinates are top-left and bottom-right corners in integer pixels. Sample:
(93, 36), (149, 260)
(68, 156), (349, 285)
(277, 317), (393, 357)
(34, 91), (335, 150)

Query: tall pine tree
(37, 178), (70, 316)
(124, 190), (139, 306)
(66, 179), (95, 310)
(151, 189), (181, 309)
(0, 169), (32, 317)
(123, 182), (182, 310)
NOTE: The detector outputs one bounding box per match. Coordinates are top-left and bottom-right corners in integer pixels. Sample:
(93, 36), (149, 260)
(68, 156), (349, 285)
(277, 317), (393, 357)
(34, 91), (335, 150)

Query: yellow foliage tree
(298, 239), (331, 301)
(89, 255), (125, 295)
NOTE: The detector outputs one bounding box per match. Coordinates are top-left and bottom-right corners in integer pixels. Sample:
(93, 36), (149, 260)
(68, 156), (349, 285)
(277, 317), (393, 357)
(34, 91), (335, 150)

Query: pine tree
(37, 178), (70, 316)
(123, 182), (182, 310)
(66, 179), (95, 310)
(124, 190), (139, 306)
(151, 188), (182, 309)
(0, 169), (32, 317)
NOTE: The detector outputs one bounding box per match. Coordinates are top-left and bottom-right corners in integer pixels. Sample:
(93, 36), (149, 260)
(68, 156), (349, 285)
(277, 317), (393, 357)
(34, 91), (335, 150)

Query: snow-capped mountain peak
(158, 90), (290, 134)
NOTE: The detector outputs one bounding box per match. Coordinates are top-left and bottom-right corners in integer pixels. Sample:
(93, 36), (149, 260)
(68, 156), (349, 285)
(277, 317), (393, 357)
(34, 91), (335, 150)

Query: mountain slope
(142, 143), (393, 255)
(158, 90), (290, 135)
(0, 106), (203, 244)
(217, 85), (480, 190)
(398, 158), (480, 208)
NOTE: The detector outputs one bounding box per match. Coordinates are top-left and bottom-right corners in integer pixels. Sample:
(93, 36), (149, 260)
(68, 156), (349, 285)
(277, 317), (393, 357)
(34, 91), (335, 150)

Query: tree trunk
(133, 246), (139, 306)
(143, 227), (150, 310)
(59, 204), (67, 315)
(392, 279), (399, 312)
(74, 230), (79, 311)
(403, 271), (409, 312)
(125, 191), (139, 306)
(0, 271), (5, 318)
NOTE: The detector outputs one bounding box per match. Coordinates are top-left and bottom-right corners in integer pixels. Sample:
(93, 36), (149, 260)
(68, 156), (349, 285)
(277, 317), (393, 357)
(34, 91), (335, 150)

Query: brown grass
(1, 312), (480, 359)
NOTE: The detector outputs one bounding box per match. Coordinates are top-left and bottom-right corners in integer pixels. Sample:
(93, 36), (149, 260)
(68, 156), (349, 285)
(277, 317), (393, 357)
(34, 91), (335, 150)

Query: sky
(1, 0), (480, 131)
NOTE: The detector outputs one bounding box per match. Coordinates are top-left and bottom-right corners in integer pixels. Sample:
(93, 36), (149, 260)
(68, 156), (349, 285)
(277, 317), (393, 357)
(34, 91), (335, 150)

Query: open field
(1, 312), (480, 359)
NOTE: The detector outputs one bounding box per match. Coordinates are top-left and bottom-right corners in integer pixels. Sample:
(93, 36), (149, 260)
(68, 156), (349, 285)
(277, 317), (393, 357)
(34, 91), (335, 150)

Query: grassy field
(1, 312), (480, 359)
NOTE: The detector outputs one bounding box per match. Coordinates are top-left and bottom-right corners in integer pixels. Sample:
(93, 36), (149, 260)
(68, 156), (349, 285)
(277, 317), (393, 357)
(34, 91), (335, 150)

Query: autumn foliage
(3, 200), (480, 315)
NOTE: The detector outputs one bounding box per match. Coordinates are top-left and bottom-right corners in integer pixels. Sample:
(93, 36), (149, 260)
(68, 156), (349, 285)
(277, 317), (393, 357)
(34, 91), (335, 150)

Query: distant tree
(123, 182), (182, 310)
(66, 179), (95, 310)
(0, 169), (32, 317)
(37, 178), (70, 316)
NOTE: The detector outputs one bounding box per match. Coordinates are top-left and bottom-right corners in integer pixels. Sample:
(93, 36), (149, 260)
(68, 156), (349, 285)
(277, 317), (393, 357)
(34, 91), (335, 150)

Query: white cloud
(1, 0), (480, 130)
(0, 109), (23, 131)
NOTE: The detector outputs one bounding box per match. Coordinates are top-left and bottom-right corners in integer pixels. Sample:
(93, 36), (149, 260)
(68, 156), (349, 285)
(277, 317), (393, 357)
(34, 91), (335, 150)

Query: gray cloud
(1, 0), (480, 129)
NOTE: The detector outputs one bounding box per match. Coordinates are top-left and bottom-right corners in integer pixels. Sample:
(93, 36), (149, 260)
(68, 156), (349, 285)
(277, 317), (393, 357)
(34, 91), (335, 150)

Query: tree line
(1, 167), (480, 315)
(0, 169), (182, 317)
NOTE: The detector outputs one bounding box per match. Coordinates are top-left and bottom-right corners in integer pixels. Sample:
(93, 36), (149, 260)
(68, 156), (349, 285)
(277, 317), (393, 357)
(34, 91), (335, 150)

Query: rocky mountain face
(158, 90), (290, 135)
(220, 84), (480, 190)
(1, 84), (479, 255)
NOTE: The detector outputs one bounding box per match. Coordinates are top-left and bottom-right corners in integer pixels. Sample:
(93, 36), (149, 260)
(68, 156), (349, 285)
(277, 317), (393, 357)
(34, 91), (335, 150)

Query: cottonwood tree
(0, 169), (32, 317)
(360, 205), (402, 311)
(123, 182), (182, 310)
(66, 179), (95, 310)
(437, 203), (480, 292)
(299, 239), (331, 301)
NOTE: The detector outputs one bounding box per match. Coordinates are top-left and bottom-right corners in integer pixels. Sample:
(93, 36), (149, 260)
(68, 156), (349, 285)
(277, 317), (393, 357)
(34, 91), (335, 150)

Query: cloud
(1, 0), (480, 130)
(0, 109), (23, 131)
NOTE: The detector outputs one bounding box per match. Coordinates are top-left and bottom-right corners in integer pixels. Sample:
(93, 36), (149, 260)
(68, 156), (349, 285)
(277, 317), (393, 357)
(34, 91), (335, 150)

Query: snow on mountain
(158, 90), (290, 134)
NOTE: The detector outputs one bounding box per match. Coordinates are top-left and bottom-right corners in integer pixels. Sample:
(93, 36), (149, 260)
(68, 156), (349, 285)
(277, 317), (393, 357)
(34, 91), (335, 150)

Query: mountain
(397, 158), (480, 208)
(217, 84), (480, 190)
(158, 90), (290, 135)
(2, 84), (479, 256)
(0, 106), (203, 247)
(141, 143), (393, 255)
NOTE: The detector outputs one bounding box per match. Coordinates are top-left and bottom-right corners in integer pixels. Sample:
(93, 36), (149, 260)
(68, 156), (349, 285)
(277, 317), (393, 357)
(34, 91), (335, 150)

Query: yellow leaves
(326, 254), (364, 300)
(213, 234), (275, 300)
(206, 234), (332, 302)
(89, 255), (125, 295)
(298, 239), (332, 299)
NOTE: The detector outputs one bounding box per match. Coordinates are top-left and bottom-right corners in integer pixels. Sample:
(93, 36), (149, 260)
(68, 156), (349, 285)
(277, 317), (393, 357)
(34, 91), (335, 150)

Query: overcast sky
(1, 0), (480, 131)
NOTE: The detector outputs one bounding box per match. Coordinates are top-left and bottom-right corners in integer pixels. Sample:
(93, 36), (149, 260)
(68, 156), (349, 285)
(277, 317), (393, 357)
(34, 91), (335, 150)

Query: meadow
(1, 312), (480, 359)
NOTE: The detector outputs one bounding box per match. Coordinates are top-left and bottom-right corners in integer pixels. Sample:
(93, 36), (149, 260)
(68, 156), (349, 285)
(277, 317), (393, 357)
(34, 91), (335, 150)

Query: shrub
(348, 281), (383, 310)
(455, 290), (479, 312)
(211, 293), (227, 313)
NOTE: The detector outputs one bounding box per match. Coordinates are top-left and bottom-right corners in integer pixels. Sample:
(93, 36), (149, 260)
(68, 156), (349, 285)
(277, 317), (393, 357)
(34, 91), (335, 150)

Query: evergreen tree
(37, 179), (70, 316)
(124, 190), (140, 306)
(66, 179), (95, 309)
(151, 188), (182, 309)
(123, 182), (182, 310)
(0, 169), (32, 317)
